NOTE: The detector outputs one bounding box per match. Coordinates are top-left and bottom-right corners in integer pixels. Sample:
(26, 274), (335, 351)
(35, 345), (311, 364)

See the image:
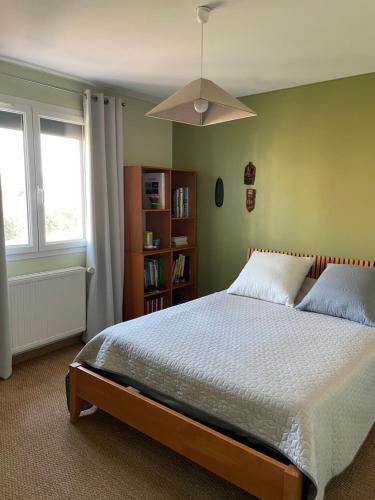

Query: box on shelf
(143, 172), (165, 209)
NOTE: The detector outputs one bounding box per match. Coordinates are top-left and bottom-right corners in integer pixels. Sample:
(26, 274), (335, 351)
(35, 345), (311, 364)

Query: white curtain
(0, 177), (12, 379)
(84, 90), (125, 341)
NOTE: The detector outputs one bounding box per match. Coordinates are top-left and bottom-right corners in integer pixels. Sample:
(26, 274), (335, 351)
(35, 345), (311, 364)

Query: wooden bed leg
(283, 464), (303, 500)
(69, 362), (82, 424)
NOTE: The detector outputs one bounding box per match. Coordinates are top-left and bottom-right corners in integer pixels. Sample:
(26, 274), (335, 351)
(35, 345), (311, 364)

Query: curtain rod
(0, 70), (126, 107)
(88, 94), (126, 107)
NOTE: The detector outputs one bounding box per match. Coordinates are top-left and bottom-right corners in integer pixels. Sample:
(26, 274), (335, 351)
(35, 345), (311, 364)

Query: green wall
(0, 60), (172, 277)
(123, 96), (172, 167)
(173, 73), (375, 296)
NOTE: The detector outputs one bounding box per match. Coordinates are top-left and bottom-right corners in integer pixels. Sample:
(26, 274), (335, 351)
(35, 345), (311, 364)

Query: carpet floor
(0, 345), (373, 500)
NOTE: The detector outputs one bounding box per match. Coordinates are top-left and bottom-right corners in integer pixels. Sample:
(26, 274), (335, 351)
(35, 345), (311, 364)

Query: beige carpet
(0, 345), (373, 500)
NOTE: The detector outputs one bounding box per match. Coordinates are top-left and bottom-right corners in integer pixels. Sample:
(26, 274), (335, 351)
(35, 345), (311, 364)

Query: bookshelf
(123, 166), (197, 320)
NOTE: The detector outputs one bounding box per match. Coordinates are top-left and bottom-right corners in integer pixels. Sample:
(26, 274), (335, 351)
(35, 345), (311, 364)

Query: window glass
(0, 110), (29, 246)
(39, 117), (84, 243)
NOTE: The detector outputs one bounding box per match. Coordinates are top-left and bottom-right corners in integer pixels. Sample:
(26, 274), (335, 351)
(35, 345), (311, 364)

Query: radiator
(8, 267), (86, 354)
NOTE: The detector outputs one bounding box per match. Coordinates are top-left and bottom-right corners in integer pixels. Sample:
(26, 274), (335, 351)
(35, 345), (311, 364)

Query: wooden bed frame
(69, 247), (375, 500)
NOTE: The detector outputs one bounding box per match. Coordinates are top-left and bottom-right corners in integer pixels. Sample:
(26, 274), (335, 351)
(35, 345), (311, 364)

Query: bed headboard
(247, 247), (375, 279)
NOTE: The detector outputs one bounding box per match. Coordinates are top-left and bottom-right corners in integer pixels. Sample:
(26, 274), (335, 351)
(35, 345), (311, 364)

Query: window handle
(37, 186), (44, 205)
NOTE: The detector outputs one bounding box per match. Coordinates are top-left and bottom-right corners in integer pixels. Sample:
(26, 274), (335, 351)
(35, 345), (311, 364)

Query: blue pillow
(296, 264), (375, 327)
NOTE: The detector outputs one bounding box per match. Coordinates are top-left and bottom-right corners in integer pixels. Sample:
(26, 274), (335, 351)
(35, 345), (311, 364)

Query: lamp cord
(200, 22), (204, 79)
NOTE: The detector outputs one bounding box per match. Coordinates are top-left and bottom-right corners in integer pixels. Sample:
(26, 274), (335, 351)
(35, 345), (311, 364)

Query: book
(144, 257), (164, 291)
(183, 187), (189, 217)
(172, 253), (190, 283)
(144, 296), (164, 315)
(143, 172), (165, 209)
(172, 242), (188, 247)
(172, 236), (187, 242)
(172, 235), (188, 246)
(179, 187), (183, 217)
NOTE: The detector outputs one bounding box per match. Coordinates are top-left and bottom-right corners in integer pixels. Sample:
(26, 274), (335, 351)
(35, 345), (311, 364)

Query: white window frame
(0, 94), (86, 260)
(0, 101), (38, 256)
(33, 108), (86, 252)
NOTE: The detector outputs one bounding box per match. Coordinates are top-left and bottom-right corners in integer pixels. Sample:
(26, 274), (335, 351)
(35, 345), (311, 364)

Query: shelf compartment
(142, 245), (196, 255)
(144, 208), (170, 213)
(144, 252), (171, 293)
(143, 210), (171, 250)
(144, 288), (171, 298)
(144, 288), (172, 314)
(172, 248), (196, 288)
(171, 244), (196, 252)
(171, 170), (196, 219)
(171, 217), (196, 246)
(142, 167), (171, 210)
(142, 247), (172, 256)
(172, 283), (196, 306)
(172, 281), (195, 290)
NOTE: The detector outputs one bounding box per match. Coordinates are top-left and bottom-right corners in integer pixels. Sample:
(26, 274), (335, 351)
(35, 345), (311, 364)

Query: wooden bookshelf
(123, 166), (197, 320)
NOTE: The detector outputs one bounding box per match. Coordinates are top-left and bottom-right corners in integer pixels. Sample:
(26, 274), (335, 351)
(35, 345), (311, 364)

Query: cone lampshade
(145, 78), (257, 126)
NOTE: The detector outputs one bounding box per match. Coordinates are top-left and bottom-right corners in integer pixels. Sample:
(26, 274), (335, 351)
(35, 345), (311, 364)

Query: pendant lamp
(146, 6), (256, 126)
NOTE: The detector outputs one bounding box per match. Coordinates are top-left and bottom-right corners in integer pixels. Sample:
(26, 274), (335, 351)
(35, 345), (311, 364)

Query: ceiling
(1, 0), (375, 101)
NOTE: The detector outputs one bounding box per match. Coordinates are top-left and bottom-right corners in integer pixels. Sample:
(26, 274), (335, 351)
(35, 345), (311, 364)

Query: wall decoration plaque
(215, 177), (224, 207)
(246, 188), (256, 212)
(244, 162), (256, 185)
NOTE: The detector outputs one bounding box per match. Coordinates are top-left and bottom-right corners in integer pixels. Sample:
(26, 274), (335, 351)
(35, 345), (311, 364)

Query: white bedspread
(75, 292), (375, 499)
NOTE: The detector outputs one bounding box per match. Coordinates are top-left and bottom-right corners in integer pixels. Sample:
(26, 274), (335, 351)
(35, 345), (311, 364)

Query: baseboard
(12, 334), (83, 365)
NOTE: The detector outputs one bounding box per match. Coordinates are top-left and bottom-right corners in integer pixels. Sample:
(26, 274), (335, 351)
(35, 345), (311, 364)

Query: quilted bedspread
(75, 291), (375, 499)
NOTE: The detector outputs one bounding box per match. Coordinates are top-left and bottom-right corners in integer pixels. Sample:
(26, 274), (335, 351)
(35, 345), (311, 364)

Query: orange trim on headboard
(247, 248), (375, 279)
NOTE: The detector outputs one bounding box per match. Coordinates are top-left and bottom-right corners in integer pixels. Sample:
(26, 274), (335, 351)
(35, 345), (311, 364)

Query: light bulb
(194, 98), (208, 114)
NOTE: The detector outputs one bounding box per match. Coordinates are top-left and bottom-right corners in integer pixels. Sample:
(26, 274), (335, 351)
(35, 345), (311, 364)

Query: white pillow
(227, 251), (315, 306)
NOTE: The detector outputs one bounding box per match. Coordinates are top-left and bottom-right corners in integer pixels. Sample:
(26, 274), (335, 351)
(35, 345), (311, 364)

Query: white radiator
(8, 267), (86, 354)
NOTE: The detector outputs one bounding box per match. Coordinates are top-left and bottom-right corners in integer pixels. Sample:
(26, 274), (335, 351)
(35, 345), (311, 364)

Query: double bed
(69, 248), (375, 500)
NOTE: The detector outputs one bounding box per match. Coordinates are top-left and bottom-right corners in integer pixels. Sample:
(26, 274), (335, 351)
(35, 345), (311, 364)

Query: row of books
(172, 235), (188, 246)
(144, 296), (164, 314)
(144, 257), (163, 291)
(172, 254), (190, 283)
(172, 186), (189, 218)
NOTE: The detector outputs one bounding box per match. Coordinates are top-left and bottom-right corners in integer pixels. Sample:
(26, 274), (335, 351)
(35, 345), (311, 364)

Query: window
(38, 117), (85, 246)
(0, 96), (85, 257)
(0, 110), (30, 247)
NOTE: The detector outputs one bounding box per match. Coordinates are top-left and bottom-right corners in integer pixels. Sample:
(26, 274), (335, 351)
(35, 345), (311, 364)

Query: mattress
(75, 291), (375, 500)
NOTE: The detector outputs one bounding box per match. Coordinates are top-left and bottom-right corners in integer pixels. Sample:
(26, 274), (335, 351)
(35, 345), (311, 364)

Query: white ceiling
(1, 0), (375, 101)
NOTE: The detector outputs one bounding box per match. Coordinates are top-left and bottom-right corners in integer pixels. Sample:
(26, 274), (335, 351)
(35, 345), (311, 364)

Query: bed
(69, 248), (375, 500)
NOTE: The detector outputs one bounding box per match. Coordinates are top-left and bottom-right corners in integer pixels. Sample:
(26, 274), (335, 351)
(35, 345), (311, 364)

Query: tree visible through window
(39, 118), (84, 243)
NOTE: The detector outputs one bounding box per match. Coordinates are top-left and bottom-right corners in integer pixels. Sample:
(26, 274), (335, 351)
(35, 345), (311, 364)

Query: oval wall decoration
(215, 177), (224, 207)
